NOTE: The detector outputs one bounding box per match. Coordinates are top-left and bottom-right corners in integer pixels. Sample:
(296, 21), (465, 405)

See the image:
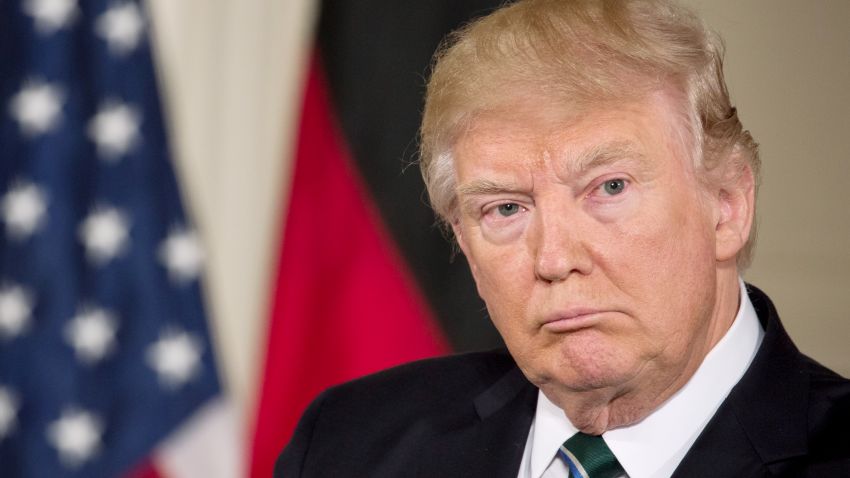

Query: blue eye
(497, 203), (520, 217)
(602, 179), (626, 195)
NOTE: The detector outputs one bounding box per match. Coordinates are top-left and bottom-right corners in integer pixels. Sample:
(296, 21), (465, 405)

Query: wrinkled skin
(452, 90), (754, 433)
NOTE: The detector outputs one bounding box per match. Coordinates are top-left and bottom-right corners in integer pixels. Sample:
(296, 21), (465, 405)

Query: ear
(714, 163), (755, 263)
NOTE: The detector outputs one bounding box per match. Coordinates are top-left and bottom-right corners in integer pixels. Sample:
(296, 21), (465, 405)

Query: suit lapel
(672, 285), (809, 477)
(415, 366), (537, 478)
(412, 286), (810, 477)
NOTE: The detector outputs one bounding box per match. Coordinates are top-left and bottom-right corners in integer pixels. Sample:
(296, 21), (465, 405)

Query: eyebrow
(456, 179), (523, 197)
(455, 140), (648, 213)
(456, 141), (646, 197)
(564, 140), (646, 178)
(456, 179), (525, 215)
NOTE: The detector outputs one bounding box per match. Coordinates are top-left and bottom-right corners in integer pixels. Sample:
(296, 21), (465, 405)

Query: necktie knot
(558, 432), (625, 478)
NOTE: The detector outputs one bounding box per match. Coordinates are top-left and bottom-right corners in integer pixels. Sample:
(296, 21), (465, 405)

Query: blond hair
(420, 0), (760, 267)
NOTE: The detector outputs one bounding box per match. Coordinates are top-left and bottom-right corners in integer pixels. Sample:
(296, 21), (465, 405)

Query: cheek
(475, 251), (526, 304)
(469, 245), (533, 330)
(603, 189), (717, 345)
(608, 184), (714, 275)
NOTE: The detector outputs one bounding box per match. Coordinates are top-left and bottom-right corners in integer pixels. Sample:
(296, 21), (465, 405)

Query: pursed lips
(541, 307), (609, 332)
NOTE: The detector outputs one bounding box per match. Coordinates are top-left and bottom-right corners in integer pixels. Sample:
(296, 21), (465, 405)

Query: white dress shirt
(516, 279), (765, 478)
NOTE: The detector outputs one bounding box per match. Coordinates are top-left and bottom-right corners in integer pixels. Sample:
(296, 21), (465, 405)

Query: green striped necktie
(558, 432), (626, 478)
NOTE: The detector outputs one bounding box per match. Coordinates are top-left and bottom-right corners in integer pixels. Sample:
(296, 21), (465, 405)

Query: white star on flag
(95, 2), (145, 56)
(0, 386), (19, 440)
(87, 101), (141, 161)
(46, 407), (103, 468)
(1, 181), (48, 240)
(78, 206), (130, 265)
(146, 327), (203, 389)
(23, 0), (78, 34)
(2, 0), (232, 472)
(64, 306), (118, 364)
(8, 80), (64, 136)
(159, 228), (205, 283)
(0, 285), (34, 340)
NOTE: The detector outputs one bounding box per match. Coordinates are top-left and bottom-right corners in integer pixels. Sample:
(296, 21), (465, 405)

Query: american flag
(0, 0), (224, 476)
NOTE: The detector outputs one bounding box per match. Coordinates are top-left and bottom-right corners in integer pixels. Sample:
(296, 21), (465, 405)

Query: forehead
(453, 90), (691, 179)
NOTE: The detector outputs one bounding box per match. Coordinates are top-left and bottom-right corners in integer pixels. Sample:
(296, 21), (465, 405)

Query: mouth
(541, 308), (608, 332)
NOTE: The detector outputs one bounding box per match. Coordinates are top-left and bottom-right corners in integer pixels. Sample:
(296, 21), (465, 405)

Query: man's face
(452, 90), (730, 412)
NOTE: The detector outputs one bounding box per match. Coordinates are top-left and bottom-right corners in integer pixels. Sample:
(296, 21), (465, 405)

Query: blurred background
(1, 0), (847, 476)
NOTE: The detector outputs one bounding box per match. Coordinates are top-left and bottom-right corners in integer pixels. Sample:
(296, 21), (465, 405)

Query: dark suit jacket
(276, 285), (850, 477)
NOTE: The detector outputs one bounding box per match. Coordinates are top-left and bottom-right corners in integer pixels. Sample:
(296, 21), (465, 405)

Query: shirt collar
(527, 278), (764, 478)
(528, 386), (578, 477)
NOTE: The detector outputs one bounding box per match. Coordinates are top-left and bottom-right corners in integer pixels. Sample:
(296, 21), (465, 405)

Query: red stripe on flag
(249, 58), (449, 477)
(124, 461), (163, 478)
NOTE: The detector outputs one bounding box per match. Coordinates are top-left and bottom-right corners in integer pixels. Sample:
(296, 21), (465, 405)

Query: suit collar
(474, 365), (534, 420)
(414, 353), (537, 478)
(453, 285), (809, 477)
(673, 284), (809, 476)
(732, 284), (809, 464)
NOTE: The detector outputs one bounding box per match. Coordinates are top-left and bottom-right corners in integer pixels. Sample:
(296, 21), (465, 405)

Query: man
(277, 0), (850, 476)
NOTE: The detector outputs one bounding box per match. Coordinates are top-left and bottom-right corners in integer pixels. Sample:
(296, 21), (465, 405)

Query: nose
(530, 204), (593, 283)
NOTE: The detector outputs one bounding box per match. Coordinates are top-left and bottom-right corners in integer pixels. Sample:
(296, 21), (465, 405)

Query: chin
(553, 365), (632, 392)
(549, 341), (638, 392)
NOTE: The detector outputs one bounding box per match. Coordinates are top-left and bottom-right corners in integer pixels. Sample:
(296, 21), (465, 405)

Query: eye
(496, 203), (521, 217)
(601, 178), (627, 196)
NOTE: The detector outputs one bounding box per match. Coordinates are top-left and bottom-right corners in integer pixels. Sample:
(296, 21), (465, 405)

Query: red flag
(249, 60), (448, 477)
